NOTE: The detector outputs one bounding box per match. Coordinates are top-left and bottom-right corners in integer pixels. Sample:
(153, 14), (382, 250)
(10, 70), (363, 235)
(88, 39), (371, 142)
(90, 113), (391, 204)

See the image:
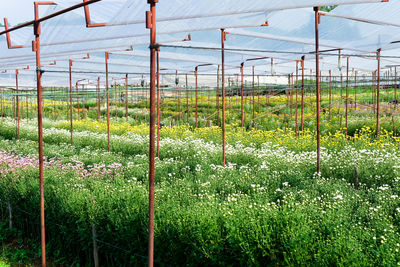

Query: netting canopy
(0, 0), (397, 87)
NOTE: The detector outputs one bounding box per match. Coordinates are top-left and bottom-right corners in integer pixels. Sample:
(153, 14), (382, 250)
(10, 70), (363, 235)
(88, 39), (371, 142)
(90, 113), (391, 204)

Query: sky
(0, 0), (49, 26)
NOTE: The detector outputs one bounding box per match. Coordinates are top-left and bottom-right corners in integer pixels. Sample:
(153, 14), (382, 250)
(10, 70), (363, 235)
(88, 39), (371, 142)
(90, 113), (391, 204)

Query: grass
(0, 222), (38, 266)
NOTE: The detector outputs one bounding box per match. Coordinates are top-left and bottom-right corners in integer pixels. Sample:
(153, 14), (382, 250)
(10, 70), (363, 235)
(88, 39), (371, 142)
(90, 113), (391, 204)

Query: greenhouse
(1, 0), (400, 266)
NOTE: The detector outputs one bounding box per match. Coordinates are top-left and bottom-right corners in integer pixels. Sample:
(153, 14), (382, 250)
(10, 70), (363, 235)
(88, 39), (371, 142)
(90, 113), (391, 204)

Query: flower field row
(4, 117), (400, 152)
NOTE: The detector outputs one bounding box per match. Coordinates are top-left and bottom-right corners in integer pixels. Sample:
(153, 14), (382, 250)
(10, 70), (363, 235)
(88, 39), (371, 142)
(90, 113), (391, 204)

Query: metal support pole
(52, 87), (55, 118)
(1, 89), (3, 119)
(97, 77), (100, 121)
(82, 84), (86, 119)
(252, 65), (255, 127)
(291, 74), (294, 118)
(345, 56), (349, 135)
(329, 70), (332, 121)
(147, 1), (158, 265)
(175, 71), (180, 122)
(0, 89), (3, 119)
(69, 60), (74, 143)
(186, 73), (189, 123)
(125, 74), (129, 121)
(34, 3), (50, 265)
(221, 29), (226, 167)
(12, 95), (15, 120)
(26, 88), (29, 122)
(377, 48), (381, 137)
(373, 71), (376, 111)
(105, 52), (111, 152)
(157, 49), (160, 158)
(114, 81), (117, 121)
(295, 61), (299, 135)
(286, 74), (290, 126)
(354, 70), (357, 109)
(301, 56), (305, 132)
(257, 75), (260, 114)
(228, 78), (231, 112)
(195, 66), (198, 128)
(314, 6), (321, 174)
(240, 63), (244, 128)
(216, 65), (220, 126)
(395, 67), (397, 110)
(340, 73), (343, 108)
(15, 70), (20, 140)
(76, 82), (80, 120)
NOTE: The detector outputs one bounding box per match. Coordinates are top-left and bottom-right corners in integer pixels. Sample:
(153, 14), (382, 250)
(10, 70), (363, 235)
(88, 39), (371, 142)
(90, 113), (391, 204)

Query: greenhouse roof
(0, 0), (397, 86)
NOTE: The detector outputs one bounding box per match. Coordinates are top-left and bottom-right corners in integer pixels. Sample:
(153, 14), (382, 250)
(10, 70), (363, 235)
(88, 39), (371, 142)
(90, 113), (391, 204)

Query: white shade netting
(0, 0), (398, 87)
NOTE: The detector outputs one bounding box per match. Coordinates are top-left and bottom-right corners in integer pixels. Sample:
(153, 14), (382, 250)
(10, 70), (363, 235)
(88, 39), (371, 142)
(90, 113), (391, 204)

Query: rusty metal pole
(314, 6), (321, 174)
(221, 29), (226, 167)
(354, 70), (357, 109)
(295, 61), (299, 135)
(290, 74), (294, 118)
(15, 70), (20, 140)
(12, 93), (15, 120)
(186, 73), (189, 123)
(97, 77), (100, 121)
(26, 87), (29, 122)
(76, 82), (80, 120)
(33, 3), (50, 265)
(177, 70), (181, 122)
(240, 63), (244, 128)
(114, 80), (117, 121)
(216, 65), (220, 126)
(82, 84), (86, 119)
(340, 73), (343, 106)
(0, 89), (3, 118)
(236, 74), (239, 112)
(147, 1), (157, 266)
(301, 56), (305, 132)
(329, 70), (332, 121)
(125, 74), (129, 121)
(373, 71), (376, 111)
(195, 66), (198, 128)
(377, 49), (381, 137)
(156, 49), (160, 158)
(252, 65), (255, 127)
(105, 52), (111, 152)
(385, 71), (388, 102)
(69, 60), (73, 145)
(286, 75), (290, 123)
(52, 87), (55, 118)
(395, 67), (397, 111)
(257, 75), (260, 114)
(345, 56), (349, 136)
(228, 78), (231, 112)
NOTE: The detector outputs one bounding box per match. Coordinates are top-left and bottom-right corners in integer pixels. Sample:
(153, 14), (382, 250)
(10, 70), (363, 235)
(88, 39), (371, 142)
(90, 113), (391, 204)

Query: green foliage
(1, 129), (400, 265)
(2, 85), (400, 265)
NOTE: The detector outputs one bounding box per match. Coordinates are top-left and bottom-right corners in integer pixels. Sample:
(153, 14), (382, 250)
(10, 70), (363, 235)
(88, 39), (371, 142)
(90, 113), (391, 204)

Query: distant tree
(321, 5), (337, 12)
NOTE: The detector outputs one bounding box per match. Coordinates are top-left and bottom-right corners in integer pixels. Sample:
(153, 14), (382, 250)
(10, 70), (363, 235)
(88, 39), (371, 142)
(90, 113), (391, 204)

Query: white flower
(333, 195), (343, 200)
